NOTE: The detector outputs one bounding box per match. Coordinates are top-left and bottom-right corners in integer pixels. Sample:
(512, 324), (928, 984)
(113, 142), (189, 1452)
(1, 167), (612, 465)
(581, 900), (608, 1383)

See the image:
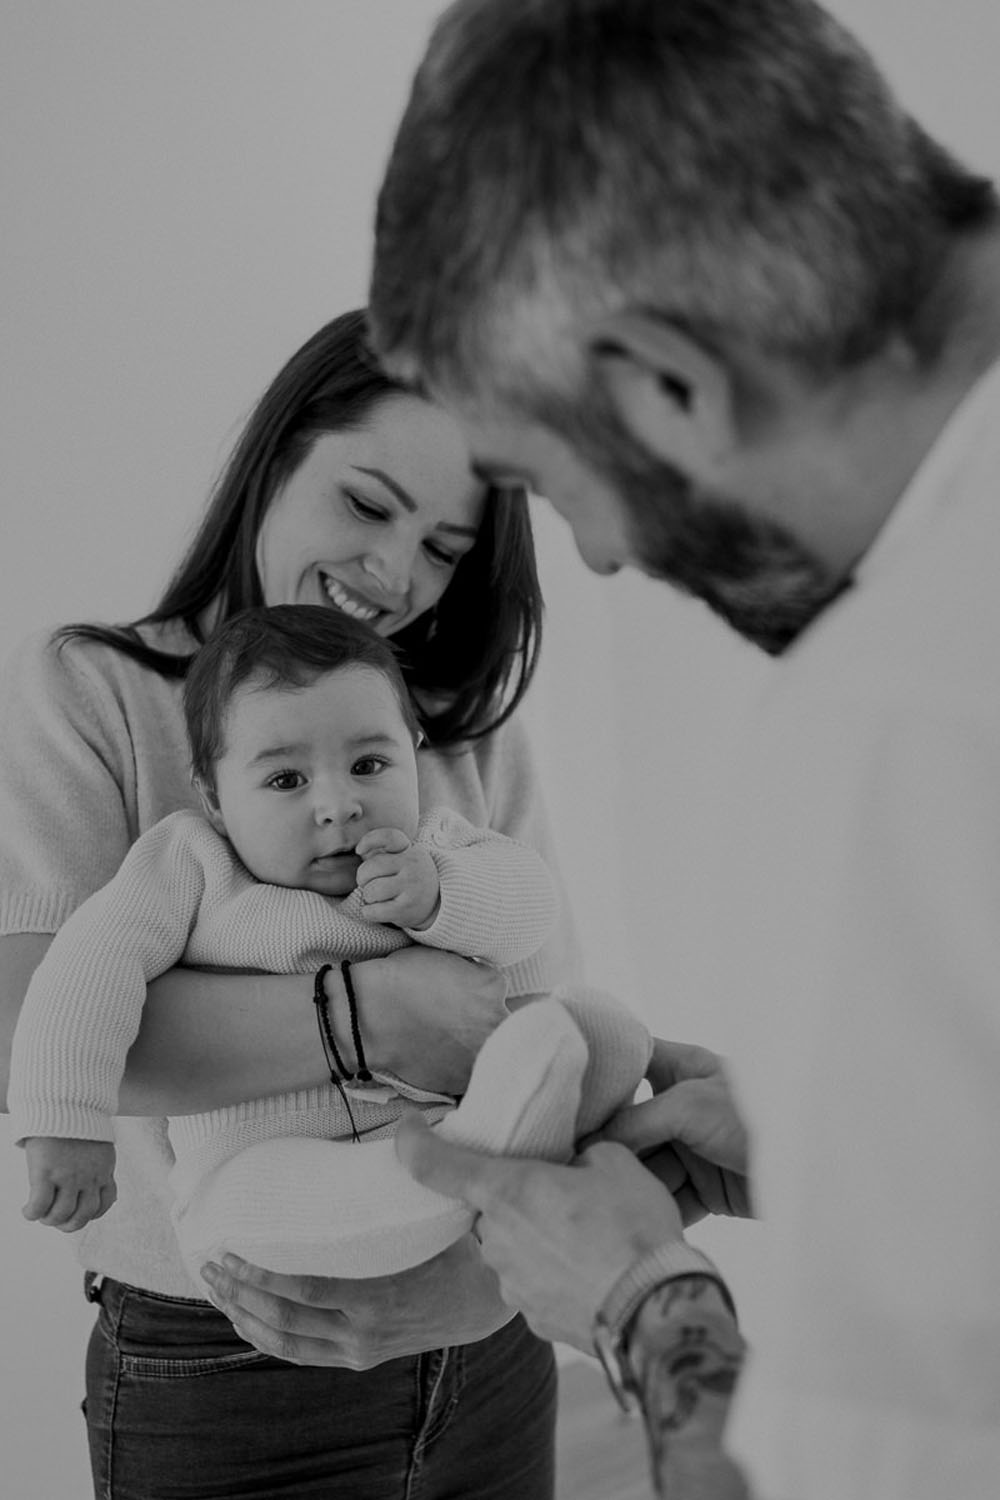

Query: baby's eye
(352, 755), (388, 777)
(266, 769), (306, 791)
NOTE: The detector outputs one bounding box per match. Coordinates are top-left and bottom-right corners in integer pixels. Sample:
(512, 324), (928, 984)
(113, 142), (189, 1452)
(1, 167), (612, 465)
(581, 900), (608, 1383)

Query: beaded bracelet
(340, 960), (373, 1082)
(312, 963), (359, 1141)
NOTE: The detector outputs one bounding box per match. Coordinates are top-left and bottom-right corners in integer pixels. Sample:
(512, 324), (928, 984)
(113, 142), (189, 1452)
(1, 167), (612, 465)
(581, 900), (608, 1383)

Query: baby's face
(210, 665), (420, 895)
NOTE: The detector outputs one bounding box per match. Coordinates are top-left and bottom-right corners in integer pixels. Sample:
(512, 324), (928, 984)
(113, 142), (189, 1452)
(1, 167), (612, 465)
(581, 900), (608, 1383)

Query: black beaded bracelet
(313, 963), (354, 1080)
(340, 960), (373, 1082)
(313, 965), (360, 1142)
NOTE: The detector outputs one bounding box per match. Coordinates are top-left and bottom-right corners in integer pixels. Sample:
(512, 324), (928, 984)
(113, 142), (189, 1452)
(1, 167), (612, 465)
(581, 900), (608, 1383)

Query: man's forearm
(625, 1275), (751, 1499)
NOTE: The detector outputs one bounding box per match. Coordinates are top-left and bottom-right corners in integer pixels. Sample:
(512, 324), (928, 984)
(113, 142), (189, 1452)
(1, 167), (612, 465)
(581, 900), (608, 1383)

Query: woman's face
(255, 395), (487, 636)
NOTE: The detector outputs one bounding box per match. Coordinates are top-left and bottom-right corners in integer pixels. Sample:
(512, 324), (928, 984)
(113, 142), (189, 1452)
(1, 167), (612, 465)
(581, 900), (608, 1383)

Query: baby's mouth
(312, 847), (358, 865)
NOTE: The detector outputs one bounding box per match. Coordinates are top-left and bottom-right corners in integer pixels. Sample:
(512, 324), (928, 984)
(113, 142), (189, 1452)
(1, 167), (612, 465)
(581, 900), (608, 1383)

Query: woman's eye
(267, 770), (305, 791)
(346, 492), (388, 523)
(352, 755), (388, 777)
(423, 539), (459, 568)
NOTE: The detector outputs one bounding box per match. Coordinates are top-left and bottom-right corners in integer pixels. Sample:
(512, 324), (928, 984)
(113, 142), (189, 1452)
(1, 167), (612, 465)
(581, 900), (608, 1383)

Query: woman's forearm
(3, 936), (508, 1118)
(122, 949), (508, 1115)
(120, 968), (330, 1115)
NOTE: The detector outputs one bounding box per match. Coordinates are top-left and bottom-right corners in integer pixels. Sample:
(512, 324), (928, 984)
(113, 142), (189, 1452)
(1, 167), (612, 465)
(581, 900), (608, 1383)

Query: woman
(0, 309), (582, 1499)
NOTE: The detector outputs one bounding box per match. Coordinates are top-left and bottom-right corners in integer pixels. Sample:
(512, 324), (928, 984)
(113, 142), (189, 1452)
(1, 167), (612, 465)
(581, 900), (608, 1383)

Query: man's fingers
(646, 1037), (722, 1091)
(588, 1088), (691, 1154)
(395, 1111), (505, 1208)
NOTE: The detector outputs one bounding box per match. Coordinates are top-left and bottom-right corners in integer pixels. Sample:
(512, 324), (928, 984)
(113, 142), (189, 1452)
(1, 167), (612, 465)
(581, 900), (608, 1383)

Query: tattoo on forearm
(627, 1275), (751, 1498)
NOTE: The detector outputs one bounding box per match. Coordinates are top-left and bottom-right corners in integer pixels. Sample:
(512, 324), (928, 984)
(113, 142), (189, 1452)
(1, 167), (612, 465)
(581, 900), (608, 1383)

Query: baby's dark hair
(184, 604), (421, 791)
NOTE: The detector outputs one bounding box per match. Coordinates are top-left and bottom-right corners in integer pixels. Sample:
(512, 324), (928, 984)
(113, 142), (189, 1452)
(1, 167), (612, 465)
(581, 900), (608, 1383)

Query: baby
(10, 605), (651, 1283)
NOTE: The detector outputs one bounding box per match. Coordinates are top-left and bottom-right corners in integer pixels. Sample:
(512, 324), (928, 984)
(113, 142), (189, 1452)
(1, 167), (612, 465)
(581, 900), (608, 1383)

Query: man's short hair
(371, 0), (996, 409)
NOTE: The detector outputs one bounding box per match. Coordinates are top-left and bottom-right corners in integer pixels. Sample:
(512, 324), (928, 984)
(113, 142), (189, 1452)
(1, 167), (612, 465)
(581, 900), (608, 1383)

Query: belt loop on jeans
(85, 1271), (107, 1304)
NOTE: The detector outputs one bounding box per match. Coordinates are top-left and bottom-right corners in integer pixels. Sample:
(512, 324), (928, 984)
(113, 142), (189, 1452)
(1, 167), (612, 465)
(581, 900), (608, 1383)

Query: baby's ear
(193, 776), (226, 835)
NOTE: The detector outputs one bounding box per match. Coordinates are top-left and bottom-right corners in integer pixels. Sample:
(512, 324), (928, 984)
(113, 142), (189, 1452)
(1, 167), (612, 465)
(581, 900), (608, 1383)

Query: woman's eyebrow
(351, 465), (417, 512)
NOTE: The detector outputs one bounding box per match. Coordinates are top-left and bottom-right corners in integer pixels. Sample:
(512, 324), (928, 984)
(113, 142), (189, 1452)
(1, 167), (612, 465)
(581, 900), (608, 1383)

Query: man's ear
(194, 776), (226, 835)
(585, 310), (736, 477)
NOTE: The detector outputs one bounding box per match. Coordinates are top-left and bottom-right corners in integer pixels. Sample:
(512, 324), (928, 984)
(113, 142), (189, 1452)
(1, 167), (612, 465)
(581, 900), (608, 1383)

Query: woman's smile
(320, 572), (386, 625)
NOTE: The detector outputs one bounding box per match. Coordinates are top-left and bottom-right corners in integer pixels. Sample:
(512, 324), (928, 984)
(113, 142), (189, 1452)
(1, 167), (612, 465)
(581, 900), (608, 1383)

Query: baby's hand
(22, 1137), (117, 1233)
(355, 827), (441, 930)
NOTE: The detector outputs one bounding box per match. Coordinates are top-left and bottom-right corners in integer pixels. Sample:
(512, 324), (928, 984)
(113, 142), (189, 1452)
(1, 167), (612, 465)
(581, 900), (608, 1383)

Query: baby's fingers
(359, 874), (403, 908)
(22, 1179), (57, 1223)
(31, 1180), (84, 1229)
(355, 854), (401, 890)
(355, 827), (410, 860)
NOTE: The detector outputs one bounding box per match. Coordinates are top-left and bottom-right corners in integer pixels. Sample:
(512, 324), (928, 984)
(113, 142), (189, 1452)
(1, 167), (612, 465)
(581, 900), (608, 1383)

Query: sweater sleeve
(0, 630), (138, 935)
(7, 813), (211, 1143)
(408, 808), (558, 966)
(472, 715), (586, 996)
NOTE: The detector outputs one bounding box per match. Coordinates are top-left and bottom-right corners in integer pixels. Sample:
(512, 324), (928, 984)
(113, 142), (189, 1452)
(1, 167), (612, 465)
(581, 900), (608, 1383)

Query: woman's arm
(2, 938), (507, 1117)
(126, 948), (509, 1114)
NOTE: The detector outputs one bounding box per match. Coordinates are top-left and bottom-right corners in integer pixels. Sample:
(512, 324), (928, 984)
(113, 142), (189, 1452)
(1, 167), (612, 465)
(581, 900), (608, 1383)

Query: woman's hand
(200, 1233), (514, 1369)
(352, 948), (509, 1095)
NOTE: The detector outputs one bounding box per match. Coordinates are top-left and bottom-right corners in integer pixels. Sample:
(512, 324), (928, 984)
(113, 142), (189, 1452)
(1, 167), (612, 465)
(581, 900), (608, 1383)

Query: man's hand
(395, 1117), (685, 1351)
(355, 828), (441, 929)
(590, 1038), (754, 1223)
(22, 1136), (117, 1232)
(200, 1231), (513, 1369)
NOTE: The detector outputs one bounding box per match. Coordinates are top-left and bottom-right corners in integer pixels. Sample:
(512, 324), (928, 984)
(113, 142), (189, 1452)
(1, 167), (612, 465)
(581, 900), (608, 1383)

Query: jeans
(82, 1274), (556, 1500)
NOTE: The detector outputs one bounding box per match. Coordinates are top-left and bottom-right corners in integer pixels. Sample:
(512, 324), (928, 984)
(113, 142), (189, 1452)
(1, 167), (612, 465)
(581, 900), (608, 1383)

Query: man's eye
(352, 756), (388, 777)
(267, 770), (305, 791)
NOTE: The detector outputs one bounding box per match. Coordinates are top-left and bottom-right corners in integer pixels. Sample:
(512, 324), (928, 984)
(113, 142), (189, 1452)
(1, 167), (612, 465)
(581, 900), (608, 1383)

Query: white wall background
(2, 3), (998, 1495)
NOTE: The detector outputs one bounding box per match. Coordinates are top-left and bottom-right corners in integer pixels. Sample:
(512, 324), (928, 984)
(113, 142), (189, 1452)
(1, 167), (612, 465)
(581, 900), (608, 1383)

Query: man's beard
(572, 399), (850, 655)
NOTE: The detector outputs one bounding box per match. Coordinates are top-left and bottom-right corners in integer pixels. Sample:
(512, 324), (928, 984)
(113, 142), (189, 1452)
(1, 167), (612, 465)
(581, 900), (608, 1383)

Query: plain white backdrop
(2, 3), (998, 1494)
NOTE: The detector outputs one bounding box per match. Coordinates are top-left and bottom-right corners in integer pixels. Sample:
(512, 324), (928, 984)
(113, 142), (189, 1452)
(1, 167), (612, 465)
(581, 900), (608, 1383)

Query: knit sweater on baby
(9, 805), (558, 1191)
(0, 622), (583, 1295)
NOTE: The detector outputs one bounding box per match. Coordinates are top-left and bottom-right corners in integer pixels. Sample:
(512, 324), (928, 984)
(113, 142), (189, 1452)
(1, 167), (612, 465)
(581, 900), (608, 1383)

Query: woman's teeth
(323, 577), (380, 622)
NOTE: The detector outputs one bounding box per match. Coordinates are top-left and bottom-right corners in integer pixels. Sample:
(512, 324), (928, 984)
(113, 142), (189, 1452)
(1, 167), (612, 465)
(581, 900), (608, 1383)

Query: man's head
(371, 0), (997, 649)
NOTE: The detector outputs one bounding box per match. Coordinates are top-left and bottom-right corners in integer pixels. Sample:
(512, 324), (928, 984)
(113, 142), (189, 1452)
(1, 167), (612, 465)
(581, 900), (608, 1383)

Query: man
(368, 1), (1000, 1496)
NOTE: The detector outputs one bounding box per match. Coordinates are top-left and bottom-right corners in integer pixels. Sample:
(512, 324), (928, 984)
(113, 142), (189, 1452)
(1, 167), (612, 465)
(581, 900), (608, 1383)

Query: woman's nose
(363, 535), (417, 598)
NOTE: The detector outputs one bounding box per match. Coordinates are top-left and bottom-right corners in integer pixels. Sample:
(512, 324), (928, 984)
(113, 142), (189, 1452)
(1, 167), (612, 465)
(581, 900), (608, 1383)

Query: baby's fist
(355, 829), (440, 929)
(23, 1136), (117, 1233)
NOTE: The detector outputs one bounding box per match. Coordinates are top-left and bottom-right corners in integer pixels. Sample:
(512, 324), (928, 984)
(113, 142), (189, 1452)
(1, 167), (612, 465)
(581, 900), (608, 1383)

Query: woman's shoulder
(0, 620), (191, 771)
(418, 713), (542, 829)
(467, 713), (537, 782)
(3, 618), (190, 685)
(7, 617), (197, 700)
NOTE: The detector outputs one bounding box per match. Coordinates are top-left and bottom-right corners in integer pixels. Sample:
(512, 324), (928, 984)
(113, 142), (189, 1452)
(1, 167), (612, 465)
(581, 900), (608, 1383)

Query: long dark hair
(57, 309), (543, 745)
